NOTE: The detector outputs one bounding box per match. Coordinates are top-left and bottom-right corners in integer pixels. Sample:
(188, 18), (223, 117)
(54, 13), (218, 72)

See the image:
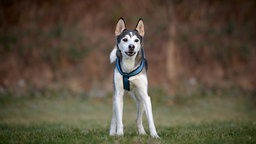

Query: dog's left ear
(135, 18), (144, 37)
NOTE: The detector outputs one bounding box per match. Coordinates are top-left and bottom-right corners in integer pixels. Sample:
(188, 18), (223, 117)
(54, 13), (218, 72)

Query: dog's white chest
(121, 58), (136, 73)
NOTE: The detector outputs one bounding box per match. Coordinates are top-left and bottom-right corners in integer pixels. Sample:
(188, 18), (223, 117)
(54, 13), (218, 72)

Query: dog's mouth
(125, 51), (136, 56)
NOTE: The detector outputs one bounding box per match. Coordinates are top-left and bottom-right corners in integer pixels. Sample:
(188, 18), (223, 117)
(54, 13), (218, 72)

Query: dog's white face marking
(118, 33), (141, 58)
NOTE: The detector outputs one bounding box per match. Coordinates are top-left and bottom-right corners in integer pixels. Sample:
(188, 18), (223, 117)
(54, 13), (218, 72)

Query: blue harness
(115, 48), (146, 91)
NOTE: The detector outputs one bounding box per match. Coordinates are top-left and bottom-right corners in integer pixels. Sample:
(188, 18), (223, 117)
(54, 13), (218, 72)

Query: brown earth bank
(0, 0), (255, 96)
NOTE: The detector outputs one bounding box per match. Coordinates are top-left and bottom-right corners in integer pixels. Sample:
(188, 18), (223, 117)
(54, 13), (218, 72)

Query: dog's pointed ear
(135, 18), (144, 37)
(115, 17), (126, 36)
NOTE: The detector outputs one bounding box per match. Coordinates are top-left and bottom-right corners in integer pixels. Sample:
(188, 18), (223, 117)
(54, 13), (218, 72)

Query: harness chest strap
(115, 49), (146, 91)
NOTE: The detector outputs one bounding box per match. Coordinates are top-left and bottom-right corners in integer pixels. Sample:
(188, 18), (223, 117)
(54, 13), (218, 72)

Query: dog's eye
(123, 38), (128, 42)
(135, 39), (139, 42)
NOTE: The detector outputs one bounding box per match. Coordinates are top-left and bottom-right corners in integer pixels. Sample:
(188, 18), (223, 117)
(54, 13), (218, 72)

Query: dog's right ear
(115, 17), (126, 36)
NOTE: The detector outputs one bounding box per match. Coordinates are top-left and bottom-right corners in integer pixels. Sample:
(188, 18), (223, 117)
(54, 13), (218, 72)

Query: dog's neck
(117, 49), (142, 73)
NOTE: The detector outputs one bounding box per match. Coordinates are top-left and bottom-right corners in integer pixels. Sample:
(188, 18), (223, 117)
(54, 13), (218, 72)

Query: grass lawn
(0, 92), (255, 143)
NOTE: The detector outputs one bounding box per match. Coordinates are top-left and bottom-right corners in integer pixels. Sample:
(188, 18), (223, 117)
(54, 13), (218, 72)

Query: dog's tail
(110, 46), (117, 63)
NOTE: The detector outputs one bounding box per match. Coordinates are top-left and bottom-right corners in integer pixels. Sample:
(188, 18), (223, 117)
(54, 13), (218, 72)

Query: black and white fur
(109, 18), (159, 138)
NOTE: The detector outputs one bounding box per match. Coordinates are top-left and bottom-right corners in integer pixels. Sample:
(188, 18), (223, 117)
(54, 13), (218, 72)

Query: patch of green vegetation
(159, 122), (256, 144)
(0, 122), (255, 144)
(0, 90), (255, 143)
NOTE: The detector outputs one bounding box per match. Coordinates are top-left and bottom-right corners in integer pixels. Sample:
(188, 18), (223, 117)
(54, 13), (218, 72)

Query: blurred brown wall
(0, 0), (255, 96)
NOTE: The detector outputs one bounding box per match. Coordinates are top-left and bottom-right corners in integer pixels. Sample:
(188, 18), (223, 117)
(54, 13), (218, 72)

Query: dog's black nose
(128, 44), (135, 51)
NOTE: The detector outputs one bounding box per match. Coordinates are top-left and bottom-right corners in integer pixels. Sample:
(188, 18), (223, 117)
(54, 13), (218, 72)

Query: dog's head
(115, 18), (144, 59)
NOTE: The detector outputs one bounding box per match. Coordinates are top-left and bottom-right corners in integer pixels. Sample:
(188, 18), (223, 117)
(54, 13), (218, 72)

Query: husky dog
(109, 17), (159, 138)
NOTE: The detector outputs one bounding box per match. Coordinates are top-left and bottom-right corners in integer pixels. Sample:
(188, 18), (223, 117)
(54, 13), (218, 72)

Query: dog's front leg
(110, 103), (117, 136)
(129, 92), (146, 135)
(110, 90), (124, 136)
(115, 92), (124, 136)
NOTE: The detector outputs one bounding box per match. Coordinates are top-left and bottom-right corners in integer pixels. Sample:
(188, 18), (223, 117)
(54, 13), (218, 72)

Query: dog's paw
(150, 132), (160, 138)
(109, 132), (116, 136)
(110, 132), (124, 137)
(109, 127), (117, 136)
(138, 128), (147, 135)
(116, 132), (124, 136)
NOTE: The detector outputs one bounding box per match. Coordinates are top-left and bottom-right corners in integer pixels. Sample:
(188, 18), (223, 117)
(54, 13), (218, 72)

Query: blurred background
(0, 1), (256, 142)
(0, 0), (256, 98)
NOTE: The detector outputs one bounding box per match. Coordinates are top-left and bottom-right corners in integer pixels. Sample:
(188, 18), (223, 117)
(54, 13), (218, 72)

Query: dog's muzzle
(125, 44), (136, 56)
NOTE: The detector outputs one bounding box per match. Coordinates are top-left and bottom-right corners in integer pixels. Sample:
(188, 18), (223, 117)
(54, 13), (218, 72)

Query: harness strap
(115, 48), (146, 91)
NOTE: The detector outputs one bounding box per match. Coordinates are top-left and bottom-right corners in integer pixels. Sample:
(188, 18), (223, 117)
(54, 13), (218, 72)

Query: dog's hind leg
(143, 95), (159, 138)
(137, 89), (159, 138)
(136, 100), (146, 135)
(129, 92), (146, 135)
